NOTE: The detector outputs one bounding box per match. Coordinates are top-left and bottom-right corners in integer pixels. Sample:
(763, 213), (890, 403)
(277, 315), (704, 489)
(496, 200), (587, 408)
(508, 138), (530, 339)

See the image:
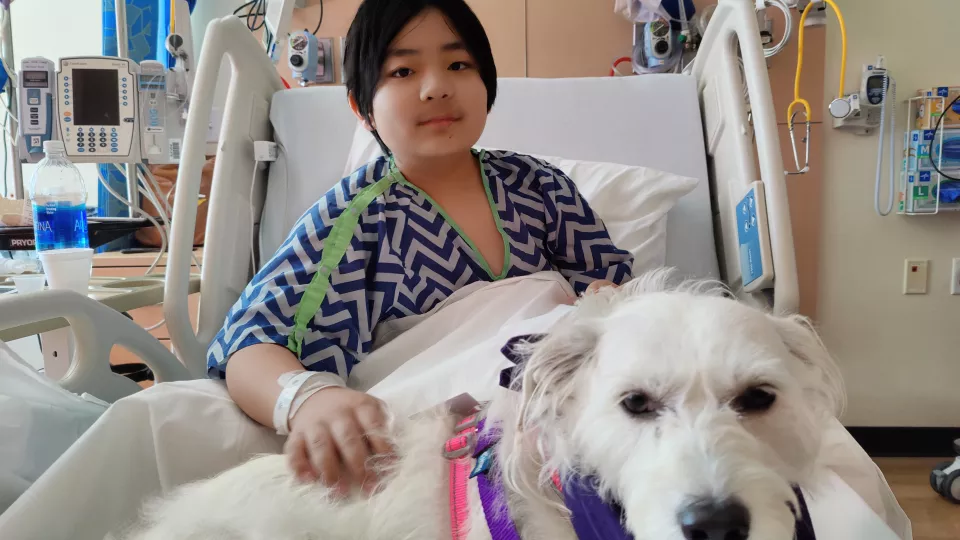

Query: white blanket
(0, 339), (107, 514)
(356, 272), (577, 408)
(0, 273), (910, 539)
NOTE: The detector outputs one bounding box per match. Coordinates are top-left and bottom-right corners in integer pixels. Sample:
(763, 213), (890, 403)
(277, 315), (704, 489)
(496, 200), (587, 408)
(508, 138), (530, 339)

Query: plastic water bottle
(29, 141), (90, 251)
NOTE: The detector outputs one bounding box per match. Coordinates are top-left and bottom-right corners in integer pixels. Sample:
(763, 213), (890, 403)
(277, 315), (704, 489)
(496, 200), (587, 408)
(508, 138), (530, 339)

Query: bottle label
(32, 202), (90, 251)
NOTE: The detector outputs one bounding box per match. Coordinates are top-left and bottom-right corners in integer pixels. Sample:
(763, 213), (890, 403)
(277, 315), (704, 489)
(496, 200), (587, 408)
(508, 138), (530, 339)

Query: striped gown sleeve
(205, 172), (386, 380)
(540, 165), (634, 294)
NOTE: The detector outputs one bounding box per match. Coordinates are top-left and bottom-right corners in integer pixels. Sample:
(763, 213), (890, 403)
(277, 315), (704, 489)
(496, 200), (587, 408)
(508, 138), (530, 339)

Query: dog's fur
(119, 270), (844, 540)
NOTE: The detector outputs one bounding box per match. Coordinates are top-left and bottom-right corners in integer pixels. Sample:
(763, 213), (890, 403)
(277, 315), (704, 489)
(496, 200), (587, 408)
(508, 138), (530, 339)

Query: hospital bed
(158, 0), (797, 383)
(1, 0), (794, 401)
(0, 1), (909, 538)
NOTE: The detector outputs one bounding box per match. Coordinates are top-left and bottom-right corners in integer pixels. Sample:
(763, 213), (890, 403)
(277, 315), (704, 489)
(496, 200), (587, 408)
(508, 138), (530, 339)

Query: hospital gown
(207, 150), (633, 380)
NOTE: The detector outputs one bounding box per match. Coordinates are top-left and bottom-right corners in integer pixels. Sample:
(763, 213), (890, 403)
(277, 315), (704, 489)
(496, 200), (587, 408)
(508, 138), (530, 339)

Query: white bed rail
(693, 0), (799, 313)
(0, 290), (190, 402)
(165, 16), (284, 375)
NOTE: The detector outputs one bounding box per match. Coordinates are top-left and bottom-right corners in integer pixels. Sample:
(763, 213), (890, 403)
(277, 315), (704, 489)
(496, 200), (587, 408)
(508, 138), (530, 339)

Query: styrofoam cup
(38, 248), (93, 294)
(12, 274), (46, 294)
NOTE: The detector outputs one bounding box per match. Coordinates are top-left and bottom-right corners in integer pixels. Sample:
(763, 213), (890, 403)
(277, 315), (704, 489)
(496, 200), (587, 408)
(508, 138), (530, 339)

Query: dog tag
(470, 447), (494, 478)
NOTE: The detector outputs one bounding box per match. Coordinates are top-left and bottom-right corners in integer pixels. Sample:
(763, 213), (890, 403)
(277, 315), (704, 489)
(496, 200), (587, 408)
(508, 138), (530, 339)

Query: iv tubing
(875, 75), (896, 216)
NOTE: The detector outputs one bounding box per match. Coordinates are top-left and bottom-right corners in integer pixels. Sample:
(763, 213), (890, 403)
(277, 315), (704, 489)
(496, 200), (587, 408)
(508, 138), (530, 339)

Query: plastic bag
(936, 181), (960, 204)
(614, 0), (667, 22)
(0, 339), (107, 513)
(0, 199), (32, 227)
(614, 0), (695, 23)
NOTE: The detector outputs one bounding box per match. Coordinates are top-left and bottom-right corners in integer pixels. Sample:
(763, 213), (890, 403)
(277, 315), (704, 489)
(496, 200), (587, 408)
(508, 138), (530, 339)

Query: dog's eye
(620, 392), (656, 417)
(733, 386), (777, 413)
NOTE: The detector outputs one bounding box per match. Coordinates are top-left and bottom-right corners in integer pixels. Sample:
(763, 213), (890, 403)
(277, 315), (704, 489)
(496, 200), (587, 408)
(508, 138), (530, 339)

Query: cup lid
(38, 248), (94, 261)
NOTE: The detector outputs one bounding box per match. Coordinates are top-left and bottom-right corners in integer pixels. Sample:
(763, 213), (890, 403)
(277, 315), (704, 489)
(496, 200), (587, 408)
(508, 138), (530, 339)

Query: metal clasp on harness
(443, 415), (479, 459)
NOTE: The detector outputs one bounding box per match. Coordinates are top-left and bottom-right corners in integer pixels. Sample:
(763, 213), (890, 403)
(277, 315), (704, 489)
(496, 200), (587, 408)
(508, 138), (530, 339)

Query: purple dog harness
(439, 335), (818, 540)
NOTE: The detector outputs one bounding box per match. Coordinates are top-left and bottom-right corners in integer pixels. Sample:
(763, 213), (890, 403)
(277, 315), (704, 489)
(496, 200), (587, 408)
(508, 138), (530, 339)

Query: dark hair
(343, 0), (498, 154)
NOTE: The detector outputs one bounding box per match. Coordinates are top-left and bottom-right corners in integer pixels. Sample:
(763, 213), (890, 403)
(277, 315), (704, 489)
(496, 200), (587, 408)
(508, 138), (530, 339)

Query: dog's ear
(513, 316), (600, 432)
(768, 313), (846, 417)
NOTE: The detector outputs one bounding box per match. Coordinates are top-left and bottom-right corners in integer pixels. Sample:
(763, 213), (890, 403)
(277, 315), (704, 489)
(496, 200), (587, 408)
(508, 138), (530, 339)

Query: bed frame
(159, 0), (798, 379)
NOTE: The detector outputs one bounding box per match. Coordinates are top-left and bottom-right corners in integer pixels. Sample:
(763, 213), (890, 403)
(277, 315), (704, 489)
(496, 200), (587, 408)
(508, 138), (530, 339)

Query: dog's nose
(677, 498), (750, 540)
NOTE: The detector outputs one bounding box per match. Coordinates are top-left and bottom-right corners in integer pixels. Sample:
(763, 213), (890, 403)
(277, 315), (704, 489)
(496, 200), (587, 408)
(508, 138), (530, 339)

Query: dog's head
(509, 270), (844, 540)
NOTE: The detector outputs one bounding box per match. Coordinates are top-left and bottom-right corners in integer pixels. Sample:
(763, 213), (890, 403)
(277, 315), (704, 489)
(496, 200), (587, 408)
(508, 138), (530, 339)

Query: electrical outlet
(952, 258), (960, 295)
(904, 259), (929, 294)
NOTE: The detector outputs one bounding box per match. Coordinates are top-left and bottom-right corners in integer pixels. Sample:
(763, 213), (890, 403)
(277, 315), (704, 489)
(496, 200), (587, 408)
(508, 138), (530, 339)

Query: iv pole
(114, 0), (139, 214)
(1, 5), (24, 200)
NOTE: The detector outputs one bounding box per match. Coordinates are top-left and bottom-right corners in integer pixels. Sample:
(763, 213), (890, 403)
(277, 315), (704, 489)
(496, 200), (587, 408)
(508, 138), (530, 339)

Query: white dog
(119, 271), (844, 540)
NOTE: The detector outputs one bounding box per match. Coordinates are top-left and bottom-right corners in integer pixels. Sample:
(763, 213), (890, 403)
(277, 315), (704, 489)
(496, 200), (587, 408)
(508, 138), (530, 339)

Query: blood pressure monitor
(56, 57), (141, 163)
(863, 68), (888, 106)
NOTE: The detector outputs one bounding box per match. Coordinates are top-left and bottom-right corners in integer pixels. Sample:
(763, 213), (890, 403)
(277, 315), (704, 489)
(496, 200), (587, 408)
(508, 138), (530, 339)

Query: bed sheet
(0, 274), (908, 540)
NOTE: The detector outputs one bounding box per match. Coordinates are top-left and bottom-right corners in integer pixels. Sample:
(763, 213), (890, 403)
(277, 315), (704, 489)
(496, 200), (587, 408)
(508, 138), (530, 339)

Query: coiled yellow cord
(787, 0), (848, 124)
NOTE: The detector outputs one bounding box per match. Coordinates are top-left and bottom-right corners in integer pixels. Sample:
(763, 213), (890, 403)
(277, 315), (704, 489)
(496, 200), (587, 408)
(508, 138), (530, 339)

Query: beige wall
(287, 0), (528, 81)
(525, 0), (632, 78)
(290, 0), (633, 80)
(819, 0), (960, 427)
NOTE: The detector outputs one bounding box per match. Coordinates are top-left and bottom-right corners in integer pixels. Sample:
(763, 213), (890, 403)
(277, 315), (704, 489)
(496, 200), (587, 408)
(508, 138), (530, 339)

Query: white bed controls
(736, 181), (775, 292)
(254, 141), (279, 162)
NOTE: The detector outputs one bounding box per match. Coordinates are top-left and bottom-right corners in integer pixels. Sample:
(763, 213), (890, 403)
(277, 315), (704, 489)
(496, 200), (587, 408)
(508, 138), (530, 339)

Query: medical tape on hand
(273, 370), (345, 435)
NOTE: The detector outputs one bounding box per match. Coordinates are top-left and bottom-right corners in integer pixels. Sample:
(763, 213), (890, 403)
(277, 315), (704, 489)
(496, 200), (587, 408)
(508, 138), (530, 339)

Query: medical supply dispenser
(898, 95), (960, 215)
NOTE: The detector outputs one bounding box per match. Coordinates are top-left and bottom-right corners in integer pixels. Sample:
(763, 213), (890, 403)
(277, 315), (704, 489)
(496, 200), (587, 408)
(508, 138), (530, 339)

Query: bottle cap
(43, 140), (65, 153)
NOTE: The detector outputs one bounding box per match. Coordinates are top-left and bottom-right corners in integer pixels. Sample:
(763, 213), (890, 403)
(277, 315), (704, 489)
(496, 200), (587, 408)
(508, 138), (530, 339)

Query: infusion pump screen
(72, 69), (120, 126)
(22, 71), (49, 88)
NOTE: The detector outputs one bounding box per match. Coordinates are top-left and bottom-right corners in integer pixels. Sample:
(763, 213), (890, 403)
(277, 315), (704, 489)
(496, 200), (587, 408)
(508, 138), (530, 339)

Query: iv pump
(18, 57), (56, 163)
(832, 56), (896, 216)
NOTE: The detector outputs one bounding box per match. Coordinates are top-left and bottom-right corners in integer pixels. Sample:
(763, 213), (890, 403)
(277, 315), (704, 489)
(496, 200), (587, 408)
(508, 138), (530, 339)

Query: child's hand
(285, 387), (393, 494)
(585, 279), (619, 295)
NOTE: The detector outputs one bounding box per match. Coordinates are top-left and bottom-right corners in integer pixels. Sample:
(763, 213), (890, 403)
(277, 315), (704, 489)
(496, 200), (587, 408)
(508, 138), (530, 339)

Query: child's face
(368, 8), (488, 161)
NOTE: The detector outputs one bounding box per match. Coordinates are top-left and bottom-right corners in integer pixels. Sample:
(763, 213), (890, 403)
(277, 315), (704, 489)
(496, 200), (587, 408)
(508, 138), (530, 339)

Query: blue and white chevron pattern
(207, 150), (633, 379)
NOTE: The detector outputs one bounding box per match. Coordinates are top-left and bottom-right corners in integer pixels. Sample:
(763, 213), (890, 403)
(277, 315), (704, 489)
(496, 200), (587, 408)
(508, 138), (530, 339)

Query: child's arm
(207, 175), (386, 382)
(223, 343), (304, 428)
(207, 173), (394, 489)
(225, 344), (391, 491)
(541, 166), (634, 294)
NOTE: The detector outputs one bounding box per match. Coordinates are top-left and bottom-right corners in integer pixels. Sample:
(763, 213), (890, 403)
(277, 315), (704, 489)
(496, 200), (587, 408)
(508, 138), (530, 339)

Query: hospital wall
(819, 0), (960, 427)
(287, 0), (827, 318)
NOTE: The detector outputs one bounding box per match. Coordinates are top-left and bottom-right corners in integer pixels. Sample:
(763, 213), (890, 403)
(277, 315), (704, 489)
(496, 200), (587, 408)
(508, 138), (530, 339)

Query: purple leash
(475, 419), (523, 540)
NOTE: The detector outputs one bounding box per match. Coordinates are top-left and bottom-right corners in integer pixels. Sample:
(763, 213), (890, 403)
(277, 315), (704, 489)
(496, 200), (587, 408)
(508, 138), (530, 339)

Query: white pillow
(341, 125), (699, 274)
(533, 155), (698, 274)
(341, 123), (384, 179)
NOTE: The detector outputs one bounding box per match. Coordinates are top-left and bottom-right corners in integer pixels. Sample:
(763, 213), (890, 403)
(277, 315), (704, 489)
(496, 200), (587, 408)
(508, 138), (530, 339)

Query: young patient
(207, 0), (632, 495)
